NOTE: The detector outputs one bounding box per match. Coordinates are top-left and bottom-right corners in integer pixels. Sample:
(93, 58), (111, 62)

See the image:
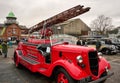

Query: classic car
(87, 40), (117, 55)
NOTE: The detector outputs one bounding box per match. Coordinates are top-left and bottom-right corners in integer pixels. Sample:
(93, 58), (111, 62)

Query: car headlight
(76, 55), (83, 63)
(110, 45), (116, 49)
(98, 52), (103, 60)
(98, 52), (102, 56)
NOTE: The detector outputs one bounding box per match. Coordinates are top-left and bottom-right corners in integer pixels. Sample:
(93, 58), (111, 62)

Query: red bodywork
(14, 40), (111, 82)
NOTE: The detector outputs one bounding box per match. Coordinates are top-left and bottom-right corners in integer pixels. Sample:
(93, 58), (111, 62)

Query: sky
(0, 0), (120, 28)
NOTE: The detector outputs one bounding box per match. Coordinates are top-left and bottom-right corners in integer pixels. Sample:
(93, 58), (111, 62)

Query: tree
(90, 15), (114, 36)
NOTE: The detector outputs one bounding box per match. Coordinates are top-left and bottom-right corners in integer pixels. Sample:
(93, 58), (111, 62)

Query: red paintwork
(14, 40), (111, 81)
(28, 38), (57, 44)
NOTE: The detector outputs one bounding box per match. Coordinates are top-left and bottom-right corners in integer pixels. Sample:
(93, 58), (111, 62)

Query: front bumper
(111, 50), (117, 53)
(89, 72), (114, 83)
(78, 72), (114, 83)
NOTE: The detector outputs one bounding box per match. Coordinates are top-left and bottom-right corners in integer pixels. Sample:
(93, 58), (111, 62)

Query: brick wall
(2, 24), (21, 40)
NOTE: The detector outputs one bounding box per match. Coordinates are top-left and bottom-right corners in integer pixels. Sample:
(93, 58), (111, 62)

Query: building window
(7, 30), (11, 35)
(13, 28), (16, 34)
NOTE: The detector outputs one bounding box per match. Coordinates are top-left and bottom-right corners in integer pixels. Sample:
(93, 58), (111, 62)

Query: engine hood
(52, 44), (96, 53)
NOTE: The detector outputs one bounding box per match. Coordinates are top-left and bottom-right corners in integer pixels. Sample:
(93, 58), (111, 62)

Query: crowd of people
(0, 38), (20, 58)
(76, 37), (86, 46)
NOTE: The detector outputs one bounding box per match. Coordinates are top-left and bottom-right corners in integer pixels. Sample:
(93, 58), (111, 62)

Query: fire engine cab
(13, 5), (114, 83)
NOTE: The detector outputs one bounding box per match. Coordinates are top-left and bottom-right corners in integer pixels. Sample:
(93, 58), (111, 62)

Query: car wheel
(104, 49), (110, 55)
(55, 68), (76, 83)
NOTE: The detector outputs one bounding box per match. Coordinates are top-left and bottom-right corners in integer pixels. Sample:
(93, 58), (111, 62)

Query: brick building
(0, 11), (28, 40)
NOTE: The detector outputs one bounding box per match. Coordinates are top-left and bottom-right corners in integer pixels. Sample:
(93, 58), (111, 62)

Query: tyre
(101, 48), (110, 55)
(105, 49), (110, 55)
(55, 68), (76, 83)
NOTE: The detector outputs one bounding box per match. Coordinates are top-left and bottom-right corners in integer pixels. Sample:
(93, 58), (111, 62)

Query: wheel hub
(58, 73), (68, 83)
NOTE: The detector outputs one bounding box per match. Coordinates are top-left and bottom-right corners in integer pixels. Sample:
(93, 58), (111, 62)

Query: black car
(101, 38), (120, 53)
(87, 40), (118, 55)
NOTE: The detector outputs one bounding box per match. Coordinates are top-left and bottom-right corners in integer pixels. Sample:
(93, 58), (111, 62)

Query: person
(76, 38), (82, 45)
(96, 39), (101, 51)
(16, 39), (20, 44)
(8, 40), (12, 47)
(1, 41), (8, 58)
(82, 39), (86, 46)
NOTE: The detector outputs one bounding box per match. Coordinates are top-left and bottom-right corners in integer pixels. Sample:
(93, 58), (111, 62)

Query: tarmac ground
(0, 46), (120, 83)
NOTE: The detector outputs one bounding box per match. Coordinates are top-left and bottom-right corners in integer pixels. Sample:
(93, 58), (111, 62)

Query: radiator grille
(88, 51), (98, 76)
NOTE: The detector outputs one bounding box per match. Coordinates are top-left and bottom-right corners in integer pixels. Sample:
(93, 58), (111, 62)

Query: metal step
(22, 56), (40, 64)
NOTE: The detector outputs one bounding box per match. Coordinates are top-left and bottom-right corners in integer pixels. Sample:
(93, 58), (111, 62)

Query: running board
(20, 56), (41, 72)
(38, 68), (51, 77)
(22, 56), (40, 65)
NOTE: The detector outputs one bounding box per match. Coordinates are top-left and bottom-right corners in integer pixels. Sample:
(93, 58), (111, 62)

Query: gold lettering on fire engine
(27, 49), (37, 54)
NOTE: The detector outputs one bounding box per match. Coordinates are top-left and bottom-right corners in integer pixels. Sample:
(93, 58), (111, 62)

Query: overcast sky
(0, 0), (120, 28)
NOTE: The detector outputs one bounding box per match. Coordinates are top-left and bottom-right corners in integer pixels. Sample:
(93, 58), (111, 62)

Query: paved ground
(0, 46), (120, 83)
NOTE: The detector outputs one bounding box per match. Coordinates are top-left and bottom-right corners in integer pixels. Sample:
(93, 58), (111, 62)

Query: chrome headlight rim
(98, 52), (103, 56)
(76, 55), (83, 63)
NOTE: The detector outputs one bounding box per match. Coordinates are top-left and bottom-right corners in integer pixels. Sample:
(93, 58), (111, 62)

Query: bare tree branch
(90, 15), (114, 35)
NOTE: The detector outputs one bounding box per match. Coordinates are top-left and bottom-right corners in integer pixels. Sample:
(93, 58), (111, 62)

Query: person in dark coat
(1, 41), (8, 58)
(96, 39), (101, 51)
(76, 38), (82, 45)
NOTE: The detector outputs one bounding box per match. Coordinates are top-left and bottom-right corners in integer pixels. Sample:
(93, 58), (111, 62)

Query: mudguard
(14, 50), (21, 66)
(99, 57), (111, 73)
(46, 58), (111, 81)
(90, 56), (111, 80)
(46, 59), (89, 80)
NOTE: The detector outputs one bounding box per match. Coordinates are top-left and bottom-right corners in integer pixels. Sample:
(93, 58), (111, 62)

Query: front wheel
(105, 49), (110, 55)
(55, 68), (76, 83)
(101, 48), (110, 55)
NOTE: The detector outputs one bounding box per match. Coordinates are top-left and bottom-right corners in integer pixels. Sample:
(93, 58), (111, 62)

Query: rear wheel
(55, 68), (76, 83)
(14, 53), (21, 68)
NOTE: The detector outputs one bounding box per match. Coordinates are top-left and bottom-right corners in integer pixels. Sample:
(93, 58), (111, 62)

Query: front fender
(49, 59), (89, 80)
(99, 57), (111, 75)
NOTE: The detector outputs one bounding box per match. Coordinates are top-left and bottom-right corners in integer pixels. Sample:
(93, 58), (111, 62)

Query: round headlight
(98, 52), (102, 56)
(76, 55), (83, 63)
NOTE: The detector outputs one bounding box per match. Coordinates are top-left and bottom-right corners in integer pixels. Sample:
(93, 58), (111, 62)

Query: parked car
(87, 40), (117, 55)
(101, 38), (120, 53)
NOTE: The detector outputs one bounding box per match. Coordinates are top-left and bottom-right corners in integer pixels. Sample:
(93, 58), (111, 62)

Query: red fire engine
(14, 5), (114, 83)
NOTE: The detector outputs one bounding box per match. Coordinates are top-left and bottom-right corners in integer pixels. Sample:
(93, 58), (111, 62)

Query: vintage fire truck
(13, 5), (114, 83)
